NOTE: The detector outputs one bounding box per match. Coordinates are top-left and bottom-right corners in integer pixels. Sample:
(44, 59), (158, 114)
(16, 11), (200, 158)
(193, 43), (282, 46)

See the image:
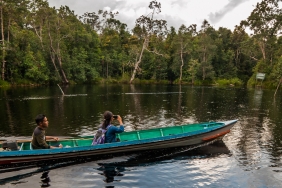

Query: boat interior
(0, 122), (224, 151)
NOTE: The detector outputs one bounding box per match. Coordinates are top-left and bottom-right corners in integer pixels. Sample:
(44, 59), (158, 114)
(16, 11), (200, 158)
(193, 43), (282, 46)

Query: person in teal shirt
(101, 111), (124, 143)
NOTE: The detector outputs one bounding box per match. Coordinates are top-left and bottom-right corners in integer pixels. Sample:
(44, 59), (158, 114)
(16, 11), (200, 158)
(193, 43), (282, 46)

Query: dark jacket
(32, 126), (50, 149)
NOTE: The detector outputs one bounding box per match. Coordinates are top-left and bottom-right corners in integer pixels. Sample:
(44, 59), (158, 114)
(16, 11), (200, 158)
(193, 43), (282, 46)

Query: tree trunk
(7, 17), (10, 43)
(0, 2), (5, 80)
(57, 54), (69, 84)
(235, 48), (240, 66)
(32, 22), (44, 49)
(258, 40), (266, 60)
(107, 61), (108, 78)
(130, 38), (148, 83)
(48, 23), (62, 81)
(179, 43), (184, 84)
(274, 78), (282, 97)
(202, 46), (207, 80)
(50, 50), (60, 79)
(56, 42), (69, 84)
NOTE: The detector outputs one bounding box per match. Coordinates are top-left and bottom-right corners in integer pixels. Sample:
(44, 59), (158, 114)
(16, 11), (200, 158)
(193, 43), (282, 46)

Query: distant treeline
(0, 0), (281, 87)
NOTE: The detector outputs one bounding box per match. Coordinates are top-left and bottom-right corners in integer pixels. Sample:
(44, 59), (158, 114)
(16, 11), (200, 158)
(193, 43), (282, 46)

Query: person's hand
(53, 137), (59, 141)
(117, 115), (123, 125)
(59, 144), (63, 148)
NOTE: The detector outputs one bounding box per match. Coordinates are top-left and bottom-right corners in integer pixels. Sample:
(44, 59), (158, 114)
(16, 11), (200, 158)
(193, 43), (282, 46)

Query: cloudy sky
(47, 0), (262, 31)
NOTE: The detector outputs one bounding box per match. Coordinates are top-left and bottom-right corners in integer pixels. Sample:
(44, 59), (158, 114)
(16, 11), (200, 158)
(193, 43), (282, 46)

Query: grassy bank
(2, 77), (280, 89)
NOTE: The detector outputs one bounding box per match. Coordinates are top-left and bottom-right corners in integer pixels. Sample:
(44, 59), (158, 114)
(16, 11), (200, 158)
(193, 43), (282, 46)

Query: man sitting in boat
(32, 114), (63, 149)
(93, 111), (124, 144)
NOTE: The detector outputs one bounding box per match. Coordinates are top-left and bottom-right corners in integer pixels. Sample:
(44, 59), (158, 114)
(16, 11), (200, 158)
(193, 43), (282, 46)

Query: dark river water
(0, 84), (282, 187)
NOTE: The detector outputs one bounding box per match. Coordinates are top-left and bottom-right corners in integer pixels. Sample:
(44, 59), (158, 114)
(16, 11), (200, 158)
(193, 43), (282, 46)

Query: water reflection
(3, 90), (14, 135)
(93, 141), (230, 186)
(1, 85), (282, 187)
(40, 171), (51, 187)
(0, 141), (230, 187)
(254, 88), (263, 108)
(97, 165), (124, 183)
(129, 84), (143, 130)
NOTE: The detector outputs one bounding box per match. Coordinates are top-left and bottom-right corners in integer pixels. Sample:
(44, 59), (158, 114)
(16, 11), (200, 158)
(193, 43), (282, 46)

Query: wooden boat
(0, 120), (237, 167)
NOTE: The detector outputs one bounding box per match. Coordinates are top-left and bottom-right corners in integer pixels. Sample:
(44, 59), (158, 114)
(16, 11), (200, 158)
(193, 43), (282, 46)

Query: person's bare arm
(46, 136), (59, 141)
(46, 136), (62, 148)
(50, 144), (63, 149)
(117, 115), (123, 125)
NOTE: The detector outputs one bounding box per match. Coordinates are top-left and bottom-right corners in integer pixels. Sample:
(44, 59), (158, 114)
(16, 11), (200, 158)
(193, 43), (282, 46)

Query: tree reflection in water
(0, 141), (229, 186)
(95, 140), (230, 184)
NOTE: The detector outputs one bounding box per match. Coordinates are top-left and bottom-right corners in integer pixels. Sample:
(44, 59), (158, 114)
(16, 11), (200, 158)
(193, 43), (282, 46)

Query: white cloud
(47, 0), (262, 31)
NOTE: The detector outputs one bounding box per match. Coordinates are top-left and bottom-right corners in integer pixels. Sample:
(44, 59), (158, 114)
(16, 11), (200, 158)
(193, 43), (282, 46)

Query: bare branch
(249, 56), (259, 61)
(145, 48), (165, 56)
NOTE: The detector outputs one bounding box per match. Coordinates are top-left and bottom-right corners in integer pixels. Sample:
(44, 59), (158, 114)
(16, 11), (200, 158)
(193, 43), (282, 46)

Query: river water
(0, 85), (282, 187)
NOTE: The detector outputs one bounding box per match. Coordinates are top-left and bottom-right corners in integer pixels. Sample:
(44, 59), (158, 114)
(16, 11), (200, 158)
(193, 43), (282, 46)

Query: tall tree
(187, 59), (200, 84)
(0, 0), (6, 80)
(81, 10), (118, 34)
(164, 26), (177, 82)
(173, 24), (196, 83)
(212, 27), (237, 79)
(231, 25), (255, 81)
(46, 6), (79, 84)
(0, 0), (29, 81)
(242, 0), (282, 64)
(271, 56), (282, 94)
(130, 0), (167, 83)
(27, 0), (49, 50)
(197, 20), (216, 80)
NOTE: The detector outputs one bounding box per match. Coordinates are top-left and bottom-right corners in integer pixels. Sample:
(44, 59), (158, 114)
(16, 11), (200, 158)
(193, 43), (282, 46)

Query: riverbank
(0, 78), (245, 88)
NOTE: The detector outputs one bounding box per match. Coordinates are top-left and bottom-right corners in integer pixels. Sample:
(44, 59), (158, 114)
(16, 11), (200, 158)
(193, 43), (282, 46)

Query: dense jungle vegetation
(0, 0), (282, 88)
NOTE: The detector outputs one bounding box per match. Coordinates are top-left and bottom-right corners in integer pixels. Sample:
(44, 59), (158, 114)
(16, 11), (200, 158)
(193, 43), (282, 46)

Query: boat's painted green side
(117, 121), (224, 141)
(0, 120), (237, 167)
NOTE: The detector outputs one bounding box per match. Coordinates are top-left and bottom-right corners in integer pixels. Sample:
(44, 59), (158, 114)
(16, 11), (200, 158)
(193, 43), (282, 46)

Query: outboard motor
(1, 141), (18, 151)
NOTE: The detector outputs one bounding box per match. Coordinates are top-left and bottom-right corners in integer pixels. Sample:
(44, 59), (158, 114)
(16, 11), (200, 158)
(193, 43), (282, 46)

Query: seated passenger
(32, 114), (62, 149)
(98, 111), (124, 144)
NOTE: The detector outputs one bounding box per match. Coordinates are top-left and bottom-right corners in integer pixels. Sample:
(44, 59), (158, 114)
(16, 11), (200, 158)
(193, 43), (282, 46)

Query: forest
(0, 0), (281, 88)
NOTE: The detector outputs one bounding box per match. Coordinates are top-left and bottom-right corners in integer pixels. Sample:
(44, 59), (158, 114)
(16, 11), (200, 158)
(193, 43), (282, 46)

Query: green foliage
(247, 59), (273, 87)
(0, 0), (281, 88)
(22, 49), (49, 83)
(99, 78), (120, 84)
(66, 47), (99, 83)
(216, 78), (243, 86)
(269, 57), (282, 87)
(186, 59), (200, 84)
(192, 79), (214, 86)
(0, 80), (10, 87)
(119, 73), (131, 84)
(247, 74), (257, 87)
(131, 79), (170, 85)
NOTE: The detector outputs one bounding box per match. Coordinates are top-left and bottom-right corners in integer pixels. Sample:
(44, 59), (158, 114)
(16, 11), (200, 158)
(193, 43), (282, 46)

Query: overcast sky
(47, 0), (262, 31)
